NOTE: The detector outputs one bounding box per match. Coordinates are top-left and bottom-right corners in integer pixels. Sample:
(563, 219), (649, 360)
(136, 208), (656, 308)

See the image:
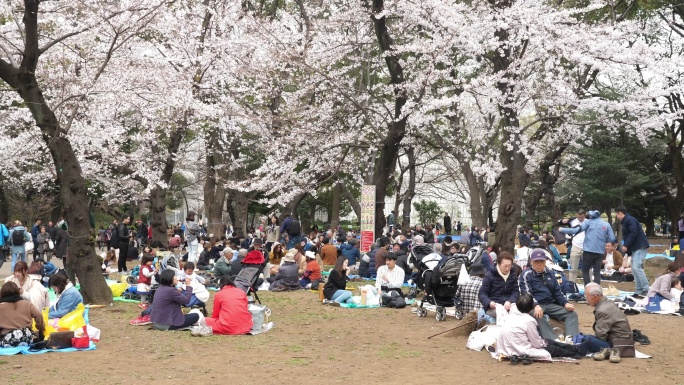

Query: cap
(530, 249), (548, 262)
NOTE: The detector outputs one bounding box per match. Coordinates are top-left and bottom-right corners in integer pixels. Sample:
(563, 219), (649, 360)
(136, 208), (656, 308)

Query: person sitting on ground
(268, 250), (300, 291)
(0, 282), (45, 347)
(197, 242), (212, 271)
(320, 237), (338, 266)
(375, 252), (404, 296)
(392, 242), (411, 281)
(323, 257), (353, 304)
(580, 283), (633, 357)
(230, 248), (248, 276)
(150, 269), (199, 331)
(603, 242), (623, 274)
(547, 239), (564, 266)
(478, 251), (520, 323)
(48, 272), (83, 319)
(646, 262), (679, 305)
(269, 243), (286, 274)
(213, 247), (233, 279)
(101, 249), (117, 277)
(516, 237), (532, 269)
(168, 234), (182, 249)
(300, 251), (322, 288)
(455, 262), (486, 314)
(496, 293), (551, 363)
(205, 275), (253, 335)
(340, 238), (361, 270)
(181, 262), (209, 308)
(4, 261), (49, 311)
(519, 249), (579, 340)
(292, 243), (307, 276)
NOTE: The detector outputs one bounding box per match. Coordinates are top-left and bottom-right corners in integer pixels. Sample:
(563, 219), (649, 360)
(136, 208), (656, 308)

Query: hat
(253, 238), (264, 245)
(282, 253), (296, 263)
(469, 262), (486, 276)
(305, 250), (316, 259)
(530, 249), (548, 262)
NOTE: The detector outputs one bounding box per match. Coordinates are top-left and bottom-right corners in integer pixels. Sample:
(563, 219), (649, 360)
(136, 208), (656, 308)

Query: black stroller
(416, 253), (469, 321)
(234, 263), (266, 305)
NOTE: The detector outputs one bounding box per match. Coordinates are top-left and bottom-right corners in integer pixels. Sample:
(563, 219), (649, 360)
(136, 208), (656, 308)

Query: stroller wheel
(436, 307), (446, 321)
(417, 307), (427, 317)
(454, 308), (464, 320)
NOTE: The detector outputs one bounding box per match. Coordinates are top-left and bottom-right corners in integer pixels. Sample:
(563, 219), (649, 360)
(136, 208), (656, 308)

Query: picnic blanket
(0, 342), (97, 356)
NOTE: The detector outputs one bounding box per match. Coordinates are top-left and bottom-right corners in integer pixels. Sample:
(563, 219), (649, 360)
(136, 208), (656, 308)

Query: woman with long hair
(323, 257), (353, 304)
(0, 281), (45, 347)
(4, 261), (49, 311)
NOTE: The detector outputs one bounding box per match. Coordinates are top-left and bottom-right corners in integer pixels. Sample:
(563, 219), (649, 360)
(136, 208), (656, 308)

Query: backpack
(289, 220), (301, 236)
(109, 228), (119, 249)
(381, 290), (406, 308)
(11, 229), (26, 246)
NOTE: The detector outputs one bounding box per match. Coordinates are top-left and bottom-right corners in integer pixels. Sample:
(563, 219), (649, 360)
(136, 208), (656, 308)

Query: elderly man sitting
(519, 249), (579, 340)
(581, 283), (633, 362)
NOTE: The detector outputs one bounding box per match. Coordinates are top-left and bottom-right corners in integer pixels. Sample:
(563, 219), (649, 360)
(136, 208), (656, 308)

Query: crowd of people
(2, 204), (681, 358)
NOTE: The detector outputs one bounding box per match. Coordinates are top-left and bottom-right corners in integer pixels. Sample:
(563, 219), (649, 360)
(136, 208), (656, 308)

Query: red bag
(71, 326), (90, 349)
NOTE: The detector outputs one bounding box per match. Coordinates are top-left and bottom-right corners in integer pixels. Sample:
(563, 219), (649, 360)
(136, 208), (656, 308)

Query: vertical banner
(360, 185), (376, 253)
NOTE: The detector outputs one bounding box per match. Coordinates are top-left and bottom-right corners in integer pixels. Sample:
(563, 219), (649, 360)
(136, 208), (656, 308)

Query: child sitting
(300, 251), (322, 289)
(137, 254), (156, 309)
(181, 262), (210, 309)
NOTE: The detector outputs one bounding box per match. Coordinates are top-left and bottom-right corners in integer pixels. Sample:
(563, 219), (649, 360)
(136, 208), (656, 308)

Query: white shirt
(516, 247), (530, 268)
(570, 218), (586, 249)
(375, 265), (405, 290)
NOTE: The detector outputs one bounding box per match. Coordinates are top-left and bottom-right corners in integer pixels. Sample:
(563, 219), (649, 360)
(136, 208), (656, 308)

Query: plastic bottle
(361, 288), (367, 305)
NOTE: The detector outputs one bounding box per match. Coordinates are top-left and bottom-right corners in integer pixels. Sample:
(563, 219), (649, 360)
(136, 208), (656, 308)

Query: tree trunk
(228, 189), (250, 235)
(369, 0), (408, 239)
(330, 184), (341, 230)
(401, 147), (417, 233)
(461, 162), (496, 228)
(149, 186), (168, 247)
(0, 183), (8, 224)
(204, 139), (227, 239)
(279, 192), (307, 222)
(0, 0), (112, 303)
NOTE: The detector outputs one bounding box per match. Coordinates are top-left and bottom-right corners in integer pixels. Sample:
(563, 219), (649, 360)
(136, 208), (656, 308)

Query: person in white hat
(299, 250), (322, 289)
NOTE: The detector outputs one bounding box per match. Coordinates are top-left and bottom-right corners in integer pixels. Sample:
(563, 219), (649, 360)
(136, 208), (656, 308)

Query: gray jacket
(593, 297), (632, 343)
(185, 221), (201, 243)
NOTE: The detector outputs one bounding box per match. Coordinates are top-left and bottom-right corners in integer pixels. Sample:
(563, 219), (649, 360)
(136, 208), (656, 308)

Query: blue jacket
(48, 285), (84, 318)
(31, 224), (40, 242)
(0, 224), (8, 246)
(620, 213), (649, 255)
(549, 246), (562, 264)
(560, 212), (615, 254)
(340, 243), (360, 266)
(519, 267), (567, 307)
(478, 268), (520, 310)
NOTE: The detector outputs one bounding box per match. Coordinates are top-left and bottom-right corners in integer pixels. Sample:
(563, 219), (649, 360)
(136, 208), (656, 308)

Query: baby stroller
(234, 264), (265, 304)
(416, 253), (469, 321)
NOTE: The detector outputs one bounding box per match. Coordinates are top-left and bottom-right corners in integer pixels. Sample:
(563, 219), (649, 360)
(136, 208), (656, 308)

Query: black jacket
(478, 268), (519, 310)
(323, 269), (349, 299)
(118, 224), (130, 246)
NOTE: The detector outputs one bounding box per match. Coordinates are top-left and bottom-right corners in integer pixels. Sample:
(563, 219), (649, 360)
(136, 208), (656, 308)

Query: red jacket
(205, 286), (253, 335)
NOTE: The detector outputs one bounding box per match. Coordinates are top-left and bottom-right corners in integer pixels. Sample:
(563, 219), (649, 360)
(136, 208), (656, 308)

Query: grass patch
(379, 343), (422, 358)
(286, 358), (310, 366)
(0, 360), (8, 365)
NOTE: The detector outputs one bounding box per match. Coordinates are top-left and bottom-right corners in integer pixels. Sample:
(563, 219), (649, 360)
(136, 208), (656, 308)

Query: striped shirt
(376, 265), (405, 290)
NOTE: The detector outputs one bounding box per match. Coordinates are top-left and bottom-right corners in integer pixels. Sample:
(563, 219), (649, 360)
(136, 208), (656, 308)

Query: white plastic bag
(457, 264), (471, 286)
(466, 326), (488, 351)
(467, 325), (501, 351)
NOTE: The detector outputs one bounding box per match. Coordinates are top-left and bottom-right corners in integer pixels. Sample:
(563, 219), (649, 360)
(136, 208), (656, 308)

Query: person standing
(185, 211), (202, 264)
(444, 212), (452, 235)
(117, 216), (131, 272)
(30, 219), (41, 261)
(560, 209), (587, 284)
(9, 221), (31, 273)
(0, 221), (8, 270)
(561, 210), (615, 285)
(615, 207), (650, 297)
(456, 221), (462, 233)
(387, 211), (395, 233)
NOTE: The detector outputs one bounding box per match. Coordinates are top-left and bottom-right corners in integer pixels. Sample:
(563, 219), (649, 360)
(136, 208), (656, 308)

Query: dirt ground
(2, 242), (682, 385)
